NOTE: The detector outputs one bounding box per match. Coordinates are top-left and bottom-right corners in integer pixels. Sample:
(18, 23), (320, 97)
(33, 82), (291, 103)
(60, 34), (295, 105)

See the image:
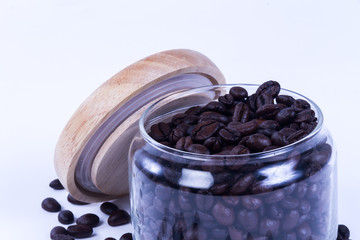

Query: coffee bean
(100, 202), (119, 215)
(227, 120), (258, 136)
(259, 218), (280, 235)
(49, 179), (64, 190)
(292, 99), (311, 112)
(256, 104), (283, 119)
(219, 128), (240, 144)
(200, 111), (229, 123)
(108, 210), (131, 226)
(296, 222), (312, 239)
(203, 137), (222, 153)
(256, 80), (281, 98)
(58, 210), (74, 224)
(256, 93), (274, 109)
(67, 194), (89, 205)
(120, 233), (133, 240)
(50, 226), (68, 239)
(219, 93), (234, 106)
(76, 213), (100, 228)
(211, 202), (235, 226)
(241, 196), (262, 210)
(337, 224), (350, 239)
(42, 197), (61, 212)
(191, 120), (219, 142)
(282, 210), (300, 232)
(187, 144), (210, 154)
(185, 106), (202, 115)
(169, 123), (190, 144)
(203, 101), (227, 113)
(105, 238), (116, 240)
(195, 191), (214, 211)
(52, 234), (74, 240)
(276, 107), (296, 125)
(232, 102), (250, 123)
(230, 173), (255, 194)
(246, 133), (272, 152)
(294, 109), (315, 123)
(268, 204), (284, 220)
(67, 224), (93, 238)
(229, 86), (248, 100)
(238, 209), (258, 231)
(276, 95), (295, 107)
(150, 122), (171, 142)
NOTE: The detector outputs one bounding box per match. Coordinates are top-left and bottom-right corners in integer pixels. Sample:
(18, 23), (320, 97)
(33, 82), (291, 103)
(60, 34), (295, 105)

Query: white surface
(1, 0), (359, 239)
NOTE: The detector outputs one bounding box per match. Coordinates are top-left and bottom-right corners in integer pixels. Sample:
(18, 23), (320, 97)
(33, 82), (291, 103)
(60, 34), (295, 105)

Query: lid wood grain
(54, 49), (226, 202)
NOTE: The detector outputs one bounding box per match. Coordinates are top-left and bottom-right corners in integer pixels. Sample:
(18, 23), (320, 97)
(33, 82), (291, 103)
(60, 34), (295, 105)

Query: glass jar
(129, 84), (337, 240)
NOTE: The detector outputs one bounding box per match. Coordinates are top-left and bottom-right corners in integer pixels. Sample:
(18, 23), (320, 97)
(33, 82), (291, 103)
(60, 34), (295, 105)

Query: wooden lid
(54, 49), (226, 202)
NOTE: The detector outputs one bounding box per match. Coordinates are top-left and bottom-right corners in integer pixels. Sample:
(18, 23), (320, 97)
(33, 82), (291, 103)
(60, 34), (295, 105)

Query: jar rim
(139, 83), (324, 161)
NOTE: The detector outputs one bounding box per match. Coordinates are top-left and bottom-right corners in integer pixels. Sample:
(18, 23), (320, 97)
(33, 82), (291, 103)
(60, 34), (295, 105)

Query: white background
(1, 0), (359, 239)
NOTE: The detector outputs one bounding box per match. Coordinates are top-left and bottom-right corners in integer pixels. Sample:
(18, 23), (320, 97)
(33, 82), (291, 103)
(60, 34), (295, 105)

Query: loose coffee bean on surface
(337, 224), (350, 239)
(67, 194), (90, 205)
(49, 179), (65, 190)
(76, 213), (100, 228)
(42, 197), (61, 212)
(67, 224), (93, 238)
(100, 202), (119, 215)
(108, 209), (131, 226)
(58, 210), (74, 224)
(52, 234), (75, 240)
(120, 233), (133, 240)
(50, 226), (68, 239)
(104, 238), (116, 240)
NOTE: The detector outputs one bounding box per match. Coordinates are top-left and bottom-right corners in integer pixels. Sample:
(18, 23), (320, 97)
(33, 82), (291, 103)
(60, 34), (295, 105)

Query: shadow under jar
(129, 84), (337, 240)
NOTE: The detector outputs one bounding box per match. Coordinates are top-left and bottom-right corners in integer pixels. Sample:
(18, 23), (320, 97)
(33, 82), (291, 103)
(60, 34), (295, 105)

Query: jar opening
(139, 84), (324, 162)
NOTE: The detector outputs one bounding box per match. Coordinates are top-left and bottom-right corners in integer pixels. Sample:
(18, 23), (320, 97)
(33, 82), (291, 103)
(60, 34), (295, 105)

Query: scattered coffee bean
(108, 209), (131, 226)
(104, 238), (116, 240)
(337, 224), (350, 239)
(49, 179), (65, 190)
(67, 224), (93, 238)
(120, 233), (133, 240)
(50, 226), (68, 239)
(76, 213), (100, 228)
(52, 234), (74, 240)
(42, 197), (61, 212)
(100, 202), (119, 215)
(67, 194), (89, 205)
(58, 210), (74, 224)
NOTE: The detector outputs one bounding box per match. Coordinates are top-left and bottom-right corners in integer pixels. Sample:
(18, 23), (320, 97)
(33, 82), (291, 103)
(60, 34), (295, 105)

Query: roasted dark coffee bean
(264, 189), (285, 204)
(50, 226), (68, 239)
(241, 196), (263, 210)
(219, 128), (240, 144)
(230, 86), (248, 100)
(203, 101), (227, 113)
(292, 99), (311, 112)
(185, 106), (202, 115)
(155, 184), (173, 201)
(230, 173), (255, 194)
(256, 80), (281, 98)
(67, 224), (93, 238)
(256, 104), (283, 119)
(195, 191), (214, 211)
(200, 111), (229, 123)
(280, 196), (300, 209)
(278, 127), (296, 137)
(256, 93), (274, 109)
(49, 179), (64, 190)
(108, 209), (131, 226)
(259, 120), (279, 131)
(100, 202), (119, 215)
(282, 210), (300, 232)
(238, 209), (258, 231)
(232, 102), (250, 123)
(219, 93), (234, 106)
(204, 137), (222, 153)
(296, 222), (312, 239)
(183, 115), (199, 124)
(187, 144), (210, 154)
(227, 120), (258, 136)
(58, 210), (74, 224)
(294, 109), (315, 123)
(120, 233), (133, 240)
(270, 131), (288, 146)
(192, 120), (219, 142)
(175, 136), (193, 151)
(268, 204), (284, 220)
(172, 113), (187, 125)
(246, 133), (272, 152)
(276, 107), (296, 125)
(211, 202), (235, 226)
(42, 197), (61, 212)
(76, 213), (100, 228)
(105, 238), (116, 240)
(67, 194), (89, 205)
(276, 95), (295, 107)
(259, 218), (280, 235)
(169, 123), (190, 143)
(287, 129), (308, 143)
(337, 224), (350, 239)
(150, 122), (171, 141)
(52, 234), (74, 240)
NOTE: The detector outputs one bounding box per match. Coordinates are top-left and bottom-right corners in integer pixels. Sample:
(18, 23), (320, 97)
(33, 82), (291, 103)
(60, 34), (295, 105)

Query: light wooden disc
(54, 49), (226, 203)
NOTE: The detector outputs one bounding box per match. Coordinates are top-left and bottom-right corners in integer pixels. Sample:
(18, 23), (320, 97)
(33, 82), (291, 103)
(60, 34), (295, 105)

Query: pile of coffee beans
(130, 81), (350, 239)
(42, 179), (133, 240)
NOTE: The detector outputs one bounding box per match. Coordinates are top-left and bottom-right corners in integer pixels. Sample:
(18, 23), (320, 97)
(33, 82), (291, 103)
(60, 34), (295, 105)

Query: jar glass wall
(129, 84), (337, 240)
